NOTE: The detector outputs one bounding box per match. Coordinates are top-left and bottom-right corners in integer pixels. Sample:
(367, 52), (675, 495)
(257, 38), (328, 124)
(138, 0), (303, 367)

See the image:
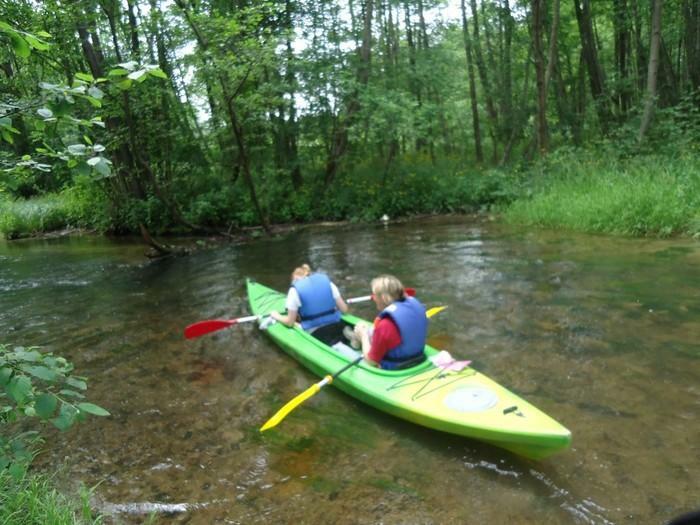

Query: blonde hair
(371, 275), (405, 304)
(291, 263), (312, 281)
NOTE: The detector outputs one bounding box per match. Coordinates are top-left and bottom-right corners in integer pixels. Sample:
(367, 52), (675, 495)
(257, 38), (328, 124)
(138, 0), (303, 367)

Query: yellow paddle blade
(426, 305), (447, 318)
(260, 377), (331, 432)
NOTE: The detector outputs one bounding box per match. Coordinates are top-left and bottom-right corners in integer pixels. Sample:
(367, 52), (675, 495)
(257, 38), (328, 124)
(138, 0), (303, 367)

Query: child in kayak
(269, 264), (350, 344)
(353, 275), (428, 369)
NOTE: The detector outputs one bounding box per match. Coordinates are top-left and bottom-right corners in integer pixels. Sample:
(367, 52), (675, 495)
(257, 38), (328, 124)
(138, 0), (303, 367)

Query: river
(1, 216), (698, 524)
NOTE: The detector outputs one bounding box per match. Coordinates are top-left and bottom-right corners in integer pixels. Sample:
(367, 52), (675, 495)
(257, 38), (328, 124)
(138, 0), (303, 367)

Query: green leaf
(78, 403), (110, 416)
(24, 34), (49, 51)
(16, 349), (42, 362)
(85, 96), (102, 108)
(75, 72), (94, 82)
(10, 33), (30, 58)
(0, 367), (12, 386)
(117, 60), (138, 71)
(59, 389), (85, 399)
(66, 377), (87, 390)
(7, 376), (32, 405)
(91, 157), (112, 178)
(107, 68), (129, 77)
(117, 79), (133, 90)
(50, 414), (73, 431)
(37, 107), (53, 119)
(148, 68), (168, 79)
(19, 365), (57, 382)
(67, 144), (87, 155)
(50, 403), (78, 431)
(127, 69), (148, 82)
(35, 393), (58, 419)
(87, 86), (103, 99)
(1, 129), (13, 144)
(36, 30), (52, 38)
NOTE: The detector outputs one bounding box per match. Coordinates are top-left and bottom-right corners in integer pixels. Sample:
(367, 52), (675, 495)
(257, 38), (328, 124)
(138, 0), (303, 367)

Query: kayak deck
(247, 279), (571, 460)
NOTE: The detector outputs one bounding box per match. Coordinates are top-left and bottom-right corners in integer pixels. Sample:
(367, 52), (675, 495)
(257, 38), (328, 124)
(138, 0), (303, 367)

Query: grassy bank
(0, 194), (74, 239)
(0, 470), (100, 525)
(2, 150), (698, 239)
(503, 150), (700, 237)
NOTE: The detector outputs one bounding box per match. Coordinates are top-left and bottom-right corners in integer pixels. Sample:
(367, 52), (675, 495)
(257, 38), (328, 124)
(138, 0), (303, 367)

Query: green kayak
(248, 279), (571, 460)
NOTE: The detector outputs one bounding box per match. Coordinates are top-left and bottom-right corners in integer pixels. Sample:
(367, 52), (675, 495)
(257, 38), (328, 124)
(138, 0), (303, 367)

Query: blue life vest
(378, 296), (428, 370)
(292, 273), (342, 330)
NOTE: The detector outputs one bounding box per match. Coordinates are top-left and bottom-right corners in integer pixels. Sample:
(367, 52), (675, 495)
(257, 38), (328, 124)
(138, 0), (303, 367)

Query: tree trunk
(532, 0), (548, 154)
(573, 0), (613, 133)
(500, 0), (514, 143)
(684, 0), (700, 94)
(613, 0), (631, 114)
(460, 0), (483, 162)
(469, 0), (500, 155)
(639, 0), (663, 142)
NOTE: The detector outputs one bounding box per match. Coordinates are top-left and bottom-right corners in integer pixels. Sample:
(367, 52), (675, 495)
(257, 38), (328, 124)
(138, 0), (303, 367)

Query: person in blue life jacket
(269, 264), (349, 344)
(353, 274), (428, 370)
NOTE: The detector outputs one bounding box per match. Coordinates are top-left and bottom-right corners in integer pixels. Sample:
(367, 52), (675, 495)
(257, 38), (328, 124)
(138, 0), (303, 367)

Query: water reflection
(1, 217), (698, 524)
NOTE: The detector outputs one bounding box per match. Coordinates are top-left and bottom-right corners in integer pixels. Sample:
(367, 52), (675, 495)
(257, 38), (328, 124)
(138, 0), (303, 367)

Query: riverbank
(502, 150), (700, 238)
(2, 151), (698, 241)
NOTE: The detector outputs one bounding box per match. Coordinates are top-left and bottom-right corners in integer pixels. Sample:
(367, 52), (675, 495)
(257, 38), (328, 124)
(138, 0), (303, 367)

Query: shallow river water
(1, 216), (698, 524)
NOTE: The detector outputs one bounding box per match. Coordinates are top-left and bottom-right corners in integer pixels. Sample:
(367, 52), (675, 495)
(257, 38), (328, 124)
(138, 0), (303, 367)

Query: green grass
(0, 194), (73, 239)
(504, 151), (700, 237)
(0, 469), (102, 525)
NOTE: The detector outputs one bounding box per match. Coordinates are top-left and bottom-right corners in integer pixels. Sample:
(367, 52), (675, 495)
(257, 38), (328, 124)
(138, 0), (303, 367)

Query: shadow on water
(1, 218), (698, 524)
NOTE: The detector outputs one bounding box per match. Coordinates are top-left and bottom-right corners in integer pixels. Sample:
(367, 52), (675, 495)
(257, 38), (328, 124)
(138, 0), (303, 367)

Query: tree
(460, 0), (483, 162)
(638, 0), (663, 142)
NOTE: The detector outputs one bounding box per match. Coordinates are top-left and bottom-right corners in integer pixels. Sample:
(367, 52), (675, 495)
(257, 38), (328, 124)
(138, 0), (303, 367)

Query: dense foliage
(1, 0), (699, 239)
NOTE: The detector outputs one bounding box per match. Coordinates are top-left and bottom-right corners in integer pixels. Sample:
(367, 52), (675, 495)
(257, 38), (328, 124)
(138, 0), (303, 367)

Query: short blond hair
(371, 275), (405, 304)
(291, 263), (312, 280)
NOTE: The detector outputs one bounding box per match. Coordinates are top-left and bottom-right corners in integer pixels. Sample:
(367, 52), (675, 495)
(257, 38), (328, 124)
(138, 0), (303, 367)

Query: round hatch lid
(444, 386), (498, 412)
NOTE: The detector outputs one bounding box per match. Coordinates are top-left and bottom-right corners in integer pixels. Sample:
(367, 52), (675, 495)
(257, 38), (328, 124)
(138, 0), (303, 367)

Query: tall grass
(0, 470), (102, 524)
(0, 177), (110, 239)
(504, 151), (700, 237)
(0, 194), (73, 239)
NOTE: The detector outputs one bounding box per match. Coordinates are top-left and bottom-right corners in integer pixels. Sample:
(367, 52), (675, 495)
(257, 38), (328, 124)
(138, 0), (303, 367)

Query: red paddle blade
(184, 319), (237, 339)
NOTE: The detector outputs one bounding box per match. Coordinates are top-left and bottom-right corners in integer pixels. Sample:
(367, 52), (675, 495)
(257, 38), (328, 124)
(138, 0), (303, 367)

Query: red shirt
(367, 317), (402, 364)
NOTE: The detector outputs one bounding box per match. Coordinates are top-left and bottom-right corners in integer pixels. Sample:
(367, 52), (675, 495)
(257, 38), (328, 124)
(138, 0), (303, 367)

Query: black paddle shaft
(332, 356), (363, 380)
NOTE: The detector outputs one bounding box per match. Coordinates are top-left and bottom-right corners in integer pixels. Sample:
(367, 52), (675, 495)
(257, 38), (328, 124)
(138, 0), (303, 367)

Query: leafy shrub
(0, 344), (109, 478)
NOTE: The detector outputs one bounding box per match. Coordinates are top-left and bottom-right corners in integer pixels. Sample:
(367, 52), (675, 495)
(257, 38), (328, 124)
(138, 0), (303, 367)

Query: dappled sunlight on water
(1, 217), (698, 524)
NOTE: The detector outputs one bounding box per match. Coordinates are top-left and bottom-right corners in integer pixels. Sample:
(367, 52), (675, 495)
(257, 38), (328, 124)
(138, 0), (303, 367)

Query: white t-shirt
(286, 282), (341, 312)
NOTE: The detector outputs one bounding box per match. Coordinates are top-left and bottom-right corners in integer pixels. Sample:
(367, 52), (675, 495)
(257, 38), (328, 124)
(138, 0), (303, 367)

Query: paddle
(259, 305), (446, 432)
(183, 288), (418, 339)
(184, 314), (261, 339)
